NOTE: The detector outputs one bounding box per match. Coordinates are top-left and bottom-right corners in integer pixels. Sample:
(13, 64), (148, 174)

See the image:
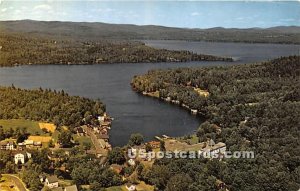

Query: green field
(0, 119), (44, 135)
(73, 135), (94, 149)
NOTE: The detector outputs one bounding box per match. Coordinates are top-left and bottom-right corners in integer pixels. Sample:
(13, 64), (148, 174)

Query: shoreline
(1, 57), (234, 68)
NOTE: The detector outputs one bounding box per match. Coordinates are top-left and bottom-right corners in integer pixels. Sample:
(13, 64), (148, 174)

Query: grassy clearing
(0, 176), (20, 191)
(165, 138), (204, 152)
(136, 181), (154, 191)
(176, 134), (199, 145)
(28, 135), (52, 143)
(73, 135), (94, 149)
(0, 119), (43, 135)
(38, 123), (56, 133)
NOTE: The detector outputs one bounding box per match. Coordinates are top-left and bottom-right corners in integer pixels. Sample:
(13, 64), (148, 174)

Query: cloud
(1, 8), (7, 12)
(279, 18), (295, 22)
(14, 9), (21, 14)
(33, 4), (52, 11)
(191, 12), (200, 16)
(95, 8), (115, 13)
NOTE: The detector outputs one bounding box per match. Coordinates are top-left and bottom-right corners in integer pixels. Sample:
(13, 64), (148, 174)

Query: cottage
(0, 141), (15, 150)
(216, 180), (226, 190)
(64, 185), (78, 191)
(125, 183), (136, 191)
(148, 141), (160, 149)
(128, 159), (136, 166)
(39, 174), (46, 183)
(24, 139), (34, 148)
(45, 175), (59, 188)
(191, 109), (198, 115)
(14, 151), (31, 164)
(201, 139), (226, 158)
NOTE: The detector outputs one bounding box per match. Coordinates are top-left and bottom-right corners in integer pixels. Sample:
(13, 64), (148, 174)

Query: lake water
(0, 41), (299, 146)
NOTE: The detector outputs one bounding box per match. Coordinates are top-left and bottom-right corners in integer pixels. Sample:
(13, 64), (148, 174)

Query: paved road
(2, 174), (28, 191)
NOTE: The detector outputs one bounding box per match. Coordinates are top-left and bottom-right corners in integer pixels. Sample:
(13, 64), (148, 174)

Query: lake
(0, 41), (299, 146)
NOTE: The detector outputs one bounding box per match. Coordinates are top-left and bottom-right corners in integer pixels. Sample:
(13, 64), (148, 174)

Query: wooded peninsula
(0, 33), (232, 67)
(131, 56), (300, 191)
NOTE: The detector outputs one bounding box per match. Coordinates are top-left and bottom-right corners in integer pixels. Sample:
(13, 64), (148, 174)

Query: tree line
(0, 86), (105, 128)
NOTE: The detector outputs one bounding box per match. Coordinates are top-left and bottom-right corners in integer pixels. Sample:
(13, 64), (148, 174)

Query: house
(128, 159), (136, 166)
(201, 139), (226, 158)
(17, 143), (26, 150)
(64, 185), (78, 191)
(14, 151), (31, 164)
(191, 109), (198, 115)
(24, 139), (34, 148)
(125, 183), (136, 191)
(216, 180), (226, 190)
(39, 174), (46, 183)
(45, 175), (59, 188)
(0, 141), (15, 150)
(148, 141), (160, 149)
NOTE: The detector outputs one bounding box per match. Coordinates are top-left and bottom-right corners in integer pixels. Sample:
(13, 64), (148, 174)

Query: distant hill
(0, 20), (299, 44)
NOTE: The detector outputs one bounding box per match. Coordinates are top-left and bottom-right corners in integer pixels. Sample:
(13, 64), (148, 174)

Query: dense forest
(1, 20), (300, 44)
(0, 33), (231, 67)
(0, 86), (105, 128)
(131, 56), (300, 190)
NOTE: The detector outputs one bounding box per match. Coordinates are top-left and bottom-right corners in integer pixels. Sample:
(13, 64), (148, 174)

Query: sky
(0, 1), (299, 28)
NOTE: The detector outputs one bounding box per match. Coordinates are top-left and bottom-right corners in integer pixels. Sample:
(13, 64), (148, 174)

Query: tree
(160, 140), (166, 151)
(90, 182), (105, 191)
(58, 130), (73, 147)
(128, 133), (144, 146)
(145, 143), (152, 152)
(145, 165), (171, 190)
(166, 173), (193, 191)
(107, 147), (126, 165)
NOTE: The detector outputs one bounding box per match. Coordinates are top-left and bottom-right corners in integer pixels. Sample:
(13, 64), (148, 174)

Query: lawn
(165, 138), (205, 152)
(0, 119), (43, 135)
(0, 176), (17, 191)
(73, 135), (94, 149)
(176, 134), (199, 145)
(38, 123), (56, 133)
(106, 186), (126, 191)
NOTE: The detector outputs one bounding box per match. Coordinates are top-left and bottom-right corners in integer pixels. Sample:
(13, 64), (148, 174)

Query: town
(0, 110), (228, 191)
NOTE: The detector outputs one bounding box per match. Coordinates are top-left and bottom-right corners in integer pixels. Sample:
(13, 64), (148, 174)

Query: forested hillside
(0, 33), (231, 66)
(131, 56), (300, 190)
(1, 20), (300, 44)
(0, 86), (105, 128)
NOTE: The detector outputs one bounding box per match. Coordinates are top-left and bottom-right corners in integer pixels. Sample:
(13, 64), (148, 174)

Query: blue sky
(0, 1), (299, 28)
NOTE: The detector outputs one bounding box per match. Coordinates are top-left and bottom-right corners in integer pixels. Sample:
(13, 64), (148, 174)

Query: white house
(0, 141), (15, 150)
(125, 183), (136, 191)
(14, 152), (31, 164)
(191, 109), (198, 115)
(128, 159), (136, 166)
(45, 176), (59, 189)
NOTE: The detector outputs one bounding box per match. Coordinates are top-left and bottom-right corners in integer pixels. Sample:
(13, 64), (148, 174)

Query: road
(2, 174), (28, 191)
